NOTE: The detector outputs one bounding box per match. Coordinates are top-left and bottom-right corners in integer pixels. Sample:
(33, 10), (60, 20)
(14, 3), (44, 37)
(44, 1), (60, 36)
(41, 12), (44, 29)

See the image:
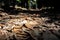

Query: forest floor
(0, 9), (60, 40)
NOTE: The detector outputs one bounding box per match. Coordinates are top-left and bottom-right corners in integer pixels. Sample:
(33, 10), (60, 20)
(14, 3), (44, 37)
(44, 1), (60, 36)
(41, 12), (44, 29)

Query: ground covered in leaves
(0, 12), (60, 40)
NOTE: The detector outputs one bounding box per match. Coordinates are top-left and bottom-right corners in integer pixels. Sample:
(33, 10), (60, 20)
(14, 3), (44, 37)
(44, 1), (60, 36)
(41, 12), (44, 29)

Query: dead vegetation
(0, 12), (60, 40)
